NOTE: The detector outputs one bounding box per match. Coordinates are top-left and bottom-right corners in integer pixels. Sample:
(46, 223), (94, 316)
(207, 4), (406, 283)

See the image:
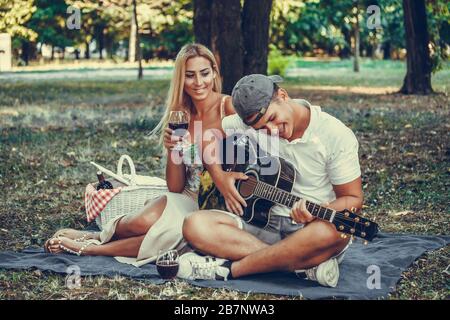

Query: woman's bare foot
(46, 237), (99, 256)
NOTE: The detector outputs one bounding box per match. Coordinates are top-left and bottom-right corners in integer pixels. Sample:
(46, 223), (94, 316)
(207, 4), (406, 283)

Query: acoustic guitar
(198, 133), (378, 242)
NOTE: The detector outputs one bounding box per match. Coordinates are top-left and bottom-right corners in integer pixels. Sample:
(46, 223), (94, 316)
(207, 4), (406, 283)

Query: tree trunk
(84, 42), (90, 59)
(193, 0), (212, 46)
(340, 27), (352, 59)
(400, 0), (433, 94)
(21, 41), (29, 66)
(106, 36), (113, 60)
(383, 41), (391, 59)
(212, 0), (243, 94)
(51, 45), (55, 60)
(129, 5), (137, 63)
(97, 25), (104, 60)
(353, 7), (360, 72)
(132, 0), (143, 80)
(242, 0), (273, 75)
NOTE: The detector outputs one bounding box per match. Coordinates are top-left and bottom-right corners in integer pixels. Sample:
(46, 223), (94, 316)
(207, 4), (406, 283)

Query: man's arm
(290, 176), (363, 224)
(201, 126), (248, 215)
(329, 176), (363, 212)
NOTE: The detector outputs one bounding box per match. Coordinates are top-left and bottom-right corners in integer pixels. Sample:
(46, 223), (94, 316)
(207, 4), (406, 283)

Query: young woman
(44, 43), (237, 266)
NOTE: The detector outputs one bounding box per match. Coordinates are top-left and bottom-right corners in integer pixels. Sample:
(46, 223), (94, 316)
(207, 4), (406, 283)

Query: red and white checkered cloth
(85, 183), (122, 222)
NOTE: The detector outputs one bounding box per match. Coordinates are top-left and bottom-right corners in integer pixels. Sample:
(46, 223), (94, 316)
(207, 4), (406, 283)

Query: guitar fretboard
(253, 180), (336, 221)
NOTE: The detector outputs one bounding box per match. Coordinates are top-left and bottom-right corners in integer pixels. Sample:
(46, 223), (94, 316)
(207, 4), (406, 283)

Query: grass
(287, 58), (450, 91)
(0, 59), (449, 300)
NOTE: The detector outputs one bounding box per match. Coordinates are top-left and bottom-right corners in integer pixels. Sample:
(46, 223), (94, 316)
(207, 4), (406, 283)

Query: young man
(178, 74), (363, 287)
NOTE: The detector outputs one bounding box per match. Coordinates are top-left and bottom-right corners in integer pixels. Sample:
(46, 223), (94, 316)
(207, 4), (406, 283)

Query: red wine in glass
(168, 122), (189, 134)
(156, 261), (179, 280)
(156, 250), (179, 280)
(168, 111), (189, 151)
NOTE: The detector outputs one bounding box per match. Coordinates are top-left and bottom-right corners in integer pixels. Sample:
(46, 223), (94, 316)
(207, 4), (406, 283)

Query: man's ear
(277, 88), (289, 101)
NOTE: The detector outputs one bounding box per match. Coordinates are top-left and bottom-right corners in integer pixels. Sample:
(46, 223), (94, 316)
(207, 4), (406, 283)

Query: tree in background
(242, 0), (273, 75)
(193, 0), (273, 94)
(0, 0), (37, 39)
(141, 0), (193, 60)
(400, 0), (433, 94)
(426, 0), (449, 75)
(193, 0), (243, 94)
(379, 0), (405, 59)
(28, 0), (75, 61)
(0, 0), (38, 65)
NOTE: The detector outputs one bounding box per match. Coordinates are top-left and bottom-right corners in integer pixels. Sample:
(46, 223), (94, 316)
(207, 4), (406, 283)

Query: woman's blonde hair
(149, 43), (222, 142)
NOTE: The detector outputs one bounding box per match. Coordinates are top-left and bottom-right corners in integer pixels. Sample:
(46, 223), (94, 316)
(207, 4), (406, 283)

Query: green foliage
(0, 0), (37, 39)
(28, 0), (73, 48)
(427, 0), (450, 73)
(267, 44), (291, 76)
(379, 0), (405, 52)
(140, 0), (193, 60)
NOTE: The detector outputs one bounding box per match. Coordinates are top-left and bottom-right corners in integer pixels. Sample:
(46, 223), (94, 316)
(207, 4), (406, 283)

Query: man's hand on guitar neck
(290, 199), (330, 224)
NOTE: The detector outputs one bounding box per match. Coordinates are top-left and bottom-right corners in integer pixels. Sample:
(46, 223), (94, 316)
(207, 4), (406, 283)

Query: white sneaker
(177, 252), (231, 281)
(296, 258), (340, 288)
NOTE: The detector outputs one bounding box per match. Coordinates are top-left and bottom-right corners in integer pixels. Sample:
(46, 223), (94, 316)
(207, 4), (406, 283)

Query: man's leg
(230, 219), (350, 278)
(182, 210), (269, 261)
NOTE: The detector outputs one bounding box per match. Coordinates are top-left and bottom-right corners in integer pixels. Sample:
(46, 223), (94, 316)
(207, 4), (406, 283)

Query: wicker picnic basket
(86, 154), (167, 230)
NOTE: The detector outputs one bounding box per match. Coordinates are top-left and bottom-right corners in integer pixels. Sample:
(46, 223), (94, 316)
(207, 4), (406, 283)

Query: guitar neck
(253, 180), (336, 222)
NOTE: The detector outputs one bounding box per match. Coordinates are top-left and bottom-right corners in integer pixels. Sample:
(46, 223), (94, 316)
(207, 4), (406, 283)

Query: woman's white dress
(97, 96), (227, 267)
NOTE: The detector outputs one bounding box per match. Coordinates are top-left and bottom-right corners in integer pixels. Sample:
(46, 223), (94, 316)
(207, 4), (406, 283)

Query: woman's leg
(48, 235), (146, 257)
(112, 196), (167, 240)
(46, 195), (168, 256)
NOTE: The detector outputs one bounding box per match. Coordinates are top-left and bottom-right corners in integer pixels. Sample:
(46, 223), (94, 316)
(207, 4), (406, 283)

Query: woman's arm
(165, 152), (186, 193)
(163, 127), (186, 193)
(201, 98), (248, 215)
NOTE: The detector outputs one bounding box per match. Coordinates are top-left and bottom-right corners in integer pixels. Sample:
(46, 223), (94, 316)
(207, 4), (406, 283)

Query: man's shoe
(296, 258), (339, 288)
(177, 252), (231, 281)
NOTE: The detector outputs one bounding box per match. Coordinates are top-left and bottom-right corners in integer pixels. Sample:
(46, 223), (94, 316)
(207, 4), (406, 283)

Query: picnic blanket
(0, 232), (448, 299)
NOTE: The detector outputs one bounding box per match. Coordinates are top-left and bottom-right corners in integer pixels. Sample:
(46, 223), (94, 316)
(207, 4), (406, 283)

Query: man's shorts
(217, 210), (352, 262)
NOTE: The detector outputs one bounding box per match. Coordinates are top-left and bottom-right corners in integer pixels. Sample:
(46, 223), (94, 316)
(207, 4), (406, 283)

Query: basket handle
(89, 161), (131, 186)
(117, 155), (137, 186)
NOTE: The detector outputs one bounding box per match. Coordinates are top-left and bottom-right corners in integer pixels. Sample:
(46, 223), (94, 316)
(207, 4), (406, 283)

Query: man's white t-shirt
(222, 100), (361, 218)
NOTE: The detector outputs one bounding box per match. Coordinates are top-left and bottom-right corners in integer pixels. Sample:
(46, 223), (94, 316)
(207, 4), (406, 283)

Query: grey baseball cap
(231, 74), (283, 126)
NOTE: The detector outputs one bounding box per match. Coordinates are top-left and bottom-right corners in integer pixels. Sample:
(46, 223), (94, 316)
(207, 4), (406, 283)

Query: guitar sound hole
(239, 176), (257, 198)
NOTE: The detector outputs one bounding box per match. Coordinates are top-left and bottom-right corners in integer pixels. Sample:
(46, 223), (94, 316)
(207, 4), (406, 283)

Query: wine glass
(168, 111), (190, 151)
(156, 249), (179, 280)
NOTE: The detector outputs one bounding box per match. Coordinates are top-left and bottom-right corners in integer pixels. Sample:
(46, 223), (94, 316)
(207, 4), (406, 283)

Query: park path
(0, 67), (173, 81)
